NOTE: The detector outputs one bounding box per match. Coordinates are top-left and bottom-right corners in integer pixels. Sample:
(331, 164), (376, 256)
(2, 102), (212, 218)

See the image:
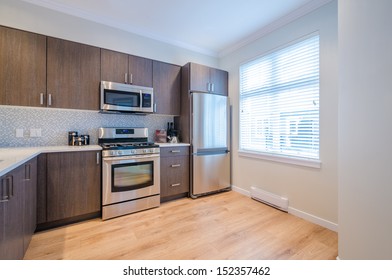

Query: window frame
(238, 33), (321, 169)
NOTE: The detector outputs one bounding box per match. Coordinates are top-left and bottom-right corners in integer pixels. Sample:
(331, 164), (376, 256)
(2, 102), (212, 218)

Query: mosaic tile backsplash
(0, 106), (174, 147)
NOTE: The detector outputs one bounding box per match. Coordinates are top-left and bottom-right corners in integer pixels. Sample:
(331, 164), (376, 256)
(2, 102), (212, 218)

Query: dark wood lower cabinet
(37, 151), (101, 228)
(160, 146), (190, 202)
(0, 158), (37, 260)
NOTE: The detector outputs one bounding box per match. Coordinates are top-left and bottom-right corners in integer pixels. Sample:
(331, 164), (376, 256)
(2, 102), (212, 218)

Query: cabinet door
(36, 154), (47, 224)
(47, 37), (101, 110)
(0, 26), (46, 106)
(129, 55), (153, 87)
(210, 68), (228, 96)
(23, 158), (37, 253)
(153, 61), (181, 115)
(189, 63), (210, 92)
(0, 165), (25, 260)
(46, 151), (101, 222)
(101, 49), (128, 83)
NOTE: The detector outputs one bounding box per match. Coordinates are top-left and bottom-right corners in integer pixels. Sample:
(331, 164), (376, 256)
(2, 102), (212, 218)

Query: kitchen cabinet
(47, 37), (101, 110)
(37, 151), (101, 228)
(160, 146), (190, 202)
(23, 158), (37, 253)
(0, 26), (46, 107)
(0, 158), (37, 260)
(153, 61), (181, 115)
(186, 62), (228, 95)
(101, 49), (153, 87)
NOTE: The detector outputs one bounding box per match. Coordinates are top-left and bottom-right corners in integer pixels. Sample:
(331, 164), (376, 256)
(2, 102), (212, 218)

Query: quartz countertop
(0, 145), (102, 177)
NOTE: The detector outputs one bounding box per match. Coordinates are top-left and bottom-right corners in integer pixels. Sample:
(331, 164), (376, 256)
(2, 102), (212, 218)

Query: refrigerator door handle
(194, 148), (230, 155)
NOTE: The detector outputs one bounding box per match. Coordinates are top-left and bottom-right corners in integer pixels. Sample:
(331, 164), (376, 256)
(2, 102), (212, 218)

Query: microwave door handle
(139, 90), (142, 109)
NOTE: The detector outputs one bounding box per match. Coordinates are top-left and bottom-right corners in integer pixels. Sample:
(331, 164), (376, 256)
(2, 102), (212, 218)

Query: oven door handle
(102, 154), (160, 162)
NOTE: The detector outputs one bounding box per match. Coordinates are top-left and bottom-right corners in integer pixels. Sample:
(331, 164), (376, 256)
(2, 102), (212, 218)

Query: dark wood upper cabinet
(0, 26), (46, 107)
(209, 67), (228, 95)
(188, 62), (228, 95)
(101, 49), (153, 87)
(129, 54), (153, 87)
(47, 37), (101, 110)
(153, 60), (181, 115)
(100, 49), (128, 83)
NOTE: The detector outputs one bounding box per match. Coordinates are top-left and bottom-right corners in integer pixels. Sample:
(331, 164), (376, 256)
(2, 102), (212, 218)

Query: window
(239, 34), (320, 165)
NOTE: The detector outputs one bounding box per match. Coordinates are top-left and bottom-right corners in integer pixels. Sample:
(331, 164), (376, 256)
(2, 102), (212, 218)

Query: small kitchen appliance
(99, 127), (160, 220)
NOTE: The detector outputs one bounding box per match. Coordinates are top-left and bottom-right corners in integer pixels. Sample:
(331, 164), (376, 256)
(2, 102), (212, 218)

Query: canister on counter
(81, 135), (90, 145)
(68, 131), (78, 145)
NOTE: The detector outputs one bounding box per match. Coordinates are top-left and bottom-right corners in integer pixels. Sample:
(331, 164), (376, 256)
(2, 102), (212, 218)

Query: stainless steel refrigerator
(190, 92), (231, 197)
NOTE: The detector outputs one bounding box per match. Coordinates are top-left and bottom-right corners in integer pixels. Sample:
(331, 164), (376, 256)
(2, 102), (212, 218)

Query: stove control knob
(117, 150), (123, 155)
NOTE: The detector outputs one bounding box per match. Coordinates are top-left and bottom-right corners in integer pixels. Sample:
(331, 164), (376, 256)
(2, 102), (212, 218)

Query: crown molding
(218, 0), (334, 58)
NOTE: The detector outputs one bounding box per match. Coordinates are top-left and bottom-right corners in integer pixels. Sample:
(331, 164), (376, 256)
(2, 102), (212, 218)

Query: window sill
(238, 150), (321, 169)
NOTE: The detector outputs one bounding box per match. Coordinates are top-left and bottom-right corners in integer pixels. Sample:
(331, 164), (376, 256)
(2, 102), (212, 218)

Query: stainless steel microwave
(100, 81), (154, 113)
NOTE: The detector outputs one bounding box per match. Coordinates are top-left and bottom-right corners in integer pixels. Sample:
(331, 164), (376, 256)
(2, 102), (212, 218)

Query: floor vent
(250, 186), (289, 212)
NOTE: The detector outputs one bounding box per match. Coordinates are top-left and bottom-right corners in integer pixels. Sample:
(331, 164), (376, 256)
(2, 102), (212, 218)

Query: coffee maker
(167, 122), (179, 143)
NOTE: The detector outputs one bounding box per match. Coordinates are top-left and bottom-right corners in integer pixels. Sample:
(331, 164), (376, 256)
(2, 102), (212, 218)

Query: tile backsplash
(0, 106), (173, 147)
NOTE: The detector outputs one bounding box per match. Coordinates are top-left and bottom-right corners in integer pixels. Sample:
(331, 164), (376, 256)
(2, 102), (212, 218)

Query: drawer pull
(171, 164), (181, 168)
(171, 183), (181, 187)
(171, 150), (181, 153)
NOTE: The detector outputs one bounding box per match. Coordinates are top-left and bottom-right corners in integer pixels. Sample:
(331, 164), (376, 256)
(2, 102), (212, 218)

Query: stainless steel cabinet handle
(171, 164), (181, 168)
(48, 94), (52, 106)
(211, 83), (215, 92)
(125, 73), (128, 84)
(207, 82), (210, 92)
(0, 178), (8, 202)
(25, 164), (31, 180)
(9, 177), (13, 197)
(171, 183), (181, 187)
(130, 73), (133, 84)
(170, 150), (181, 153)
(96, 152), (100, 165)
(139, 90), (142, 109)
(40, 93), (44, 105)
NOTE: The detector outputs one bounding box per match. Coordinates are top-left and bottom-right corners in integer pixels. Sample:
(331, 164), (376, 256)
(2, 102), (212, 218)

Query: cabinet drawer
(160, 156), (189, 198)
(160, 146), (189, 157)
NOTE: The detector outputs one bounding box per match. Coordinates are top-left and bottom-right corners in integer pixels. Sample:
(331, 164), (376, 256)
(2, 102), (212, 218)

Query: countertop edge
(0, 145), (102, 177)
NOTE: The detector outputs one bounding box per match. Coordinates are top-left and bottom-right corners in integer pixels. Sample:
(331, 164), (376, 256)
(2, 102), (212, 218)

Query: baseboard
(232, 185), (338, 232)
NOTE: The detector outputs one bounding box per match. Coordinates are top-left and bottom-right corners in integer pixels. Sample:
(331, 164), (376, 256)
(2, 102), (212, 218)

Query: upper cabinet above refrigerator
(184, 62), (228, 96)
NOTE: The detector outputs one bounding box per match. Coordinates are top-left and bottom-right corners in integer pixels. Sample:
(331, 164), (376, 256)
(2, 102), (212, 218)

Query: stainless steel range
(99, 127), (160, 220)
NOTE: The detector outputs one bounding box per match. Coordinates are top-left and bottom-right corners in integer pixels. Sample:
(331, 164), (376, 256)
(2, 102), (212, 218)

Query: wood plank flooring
(24, 191), (338, 260)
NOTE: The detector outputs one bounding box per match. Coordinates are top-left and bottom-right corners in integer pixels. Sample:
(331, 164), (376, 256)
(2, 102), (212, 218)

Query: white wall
(338, 0), (392, 259)
(0, 0), (217, 67)
(220, 1), (338, 228)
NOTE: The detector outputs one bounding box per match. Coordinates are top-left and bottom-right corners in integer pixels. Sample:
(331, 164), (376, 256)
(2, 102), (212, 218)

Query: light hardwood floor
(24, 191), (338, 260)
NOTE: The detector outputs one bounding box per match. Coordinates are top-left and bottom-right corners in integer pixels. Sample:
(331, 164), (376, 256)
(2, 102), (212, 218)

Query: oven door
(102, 154), (160, 206)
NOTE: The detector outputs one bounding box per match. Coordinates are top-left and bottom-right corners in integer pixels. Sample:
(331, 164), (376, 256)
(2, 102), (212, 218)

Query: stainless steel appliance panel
(102, 154), (160, 206)
(192, 92), (229, 151)
(102, 195), (160, 220)
(192, 152), (231, 196)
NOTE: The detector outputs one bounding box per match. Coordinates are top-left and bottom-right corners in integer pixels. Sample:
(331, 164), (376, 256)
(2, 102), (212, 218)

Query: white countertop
(155, 142), (190, 147)
(0, 145), (102, 177)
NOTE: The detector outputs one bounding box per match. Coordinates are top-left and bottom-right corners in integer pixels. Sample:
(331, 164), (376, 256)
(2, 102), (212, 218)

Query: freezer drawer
(192, 152), (230, 197)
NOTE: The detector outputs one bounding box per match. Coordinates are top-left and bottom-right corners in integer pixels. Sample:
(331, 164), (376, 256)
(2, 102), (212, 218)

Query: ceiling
(21, 0), (331, 57)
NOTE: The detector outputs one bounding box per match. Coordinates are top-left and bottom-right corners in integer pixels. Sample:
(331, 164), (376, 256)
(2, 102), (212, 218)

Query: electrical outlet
(16, 128), (24, 138)
(30, 128), (42, 138)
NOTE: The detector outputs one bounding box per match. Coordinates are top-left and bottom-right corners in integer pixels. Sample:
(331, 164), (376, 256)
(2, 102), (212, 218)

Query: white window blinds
(239, 34), (320, 161)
